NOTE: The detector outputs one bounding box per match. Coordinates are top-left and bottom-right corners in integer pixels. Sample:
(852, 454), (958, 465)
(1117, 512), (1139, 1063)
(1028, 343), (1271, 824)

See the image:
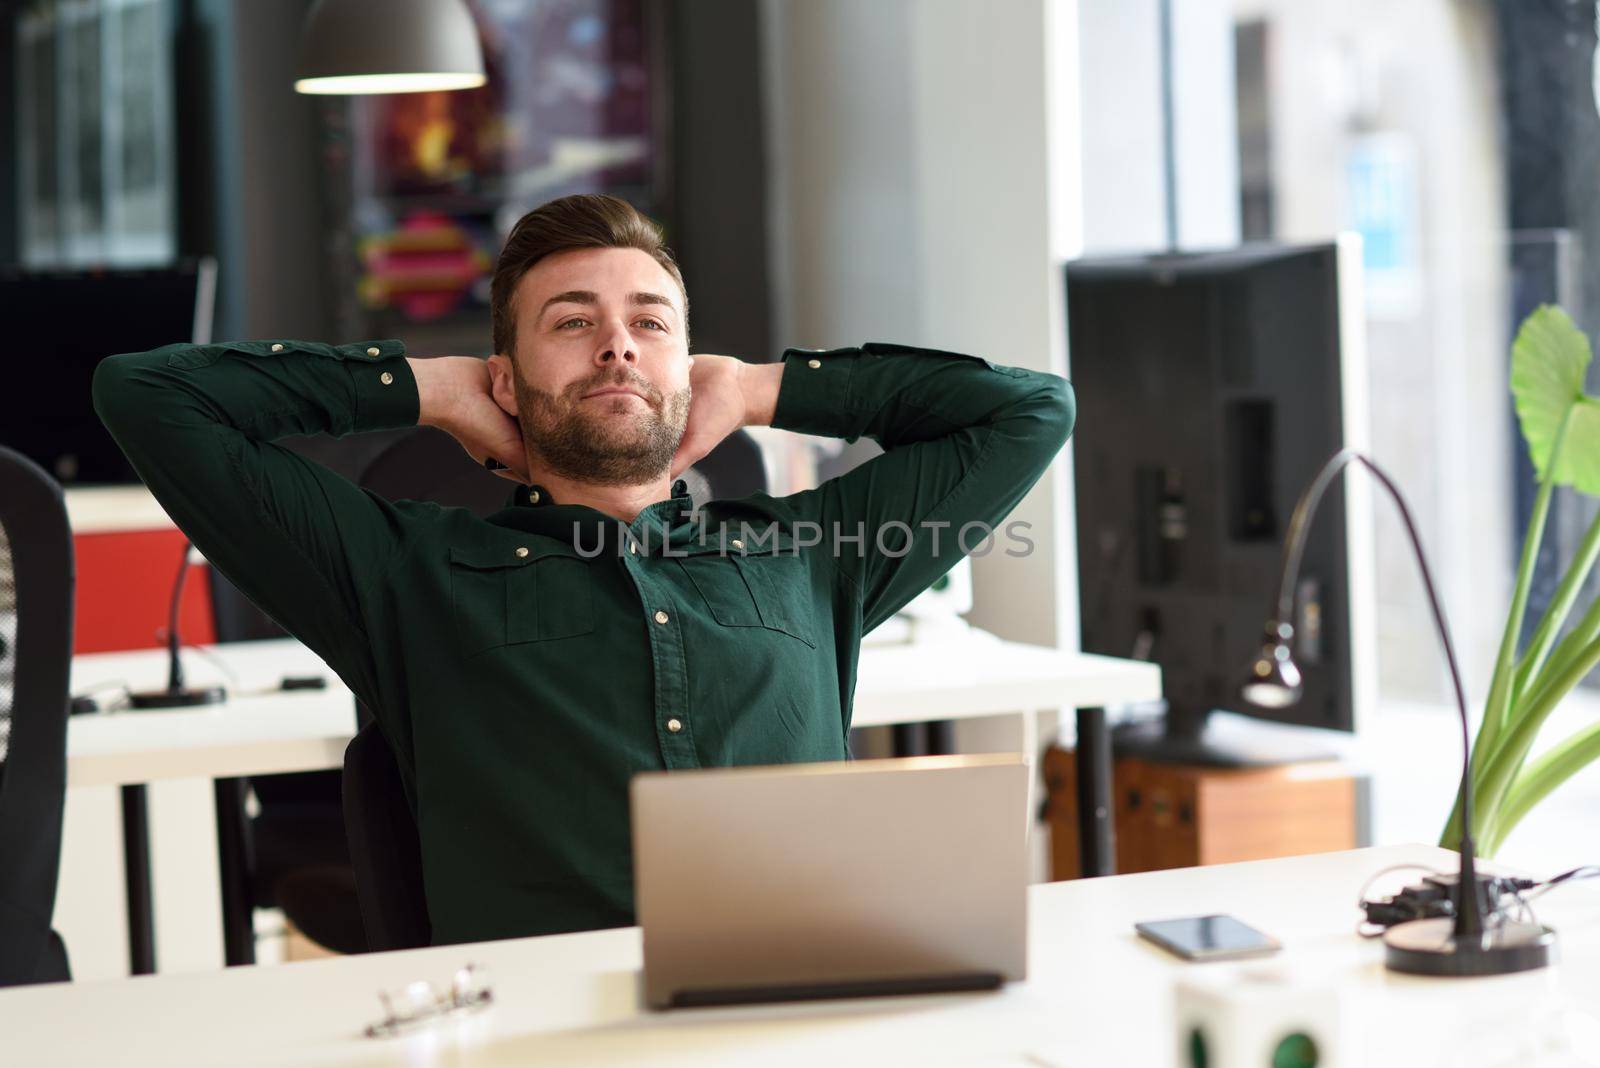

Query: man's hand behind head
(410, 355), (530, 484)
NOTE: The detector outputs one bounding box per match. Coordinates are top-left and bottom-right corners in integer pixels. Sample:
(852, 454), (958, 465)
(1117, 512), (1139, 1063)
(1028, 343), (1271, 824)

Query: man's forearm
(769, 343), (1072, 451)
(408, 355), (484, 430)
(739, 361), (785, 428)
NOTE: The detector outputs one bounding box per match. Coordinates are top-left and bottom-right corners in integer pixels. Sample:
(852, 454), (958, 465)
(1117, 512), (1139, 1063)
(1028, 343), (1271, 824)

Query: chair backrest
(359, 426), (511, 517)
(342, 423), (771, 949)
(0, 446), (74, 985)
(342, 718), (430, 951)
(359, 424), (771, 517)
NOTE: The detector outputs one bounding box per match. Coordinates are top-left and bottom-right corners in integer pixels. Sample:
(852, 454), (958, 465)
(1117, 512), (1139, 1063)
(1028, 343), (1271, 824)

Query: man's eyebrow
(538, 290), (679, 318)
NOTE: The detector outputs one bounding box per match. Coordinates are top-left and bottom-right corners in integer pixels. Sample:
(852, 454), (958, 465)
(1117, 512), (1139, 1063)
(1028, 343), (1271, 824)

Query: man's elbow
(92, 350), (178, 436)
(91, 353), (143, 432)
(1036, 376), (1076, 451)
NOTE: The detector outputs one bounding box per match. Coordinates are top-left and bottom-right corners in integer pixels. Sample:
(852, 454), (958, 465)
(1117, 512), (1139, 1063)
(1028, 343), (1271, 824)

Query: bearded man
(93, 194), (1075, 945)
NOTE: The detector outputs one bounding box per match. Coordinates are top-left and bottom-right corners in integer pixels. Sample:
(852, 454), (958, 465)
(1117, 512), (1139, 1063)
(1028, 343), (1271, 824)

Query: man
(94, 194), (1075, 945)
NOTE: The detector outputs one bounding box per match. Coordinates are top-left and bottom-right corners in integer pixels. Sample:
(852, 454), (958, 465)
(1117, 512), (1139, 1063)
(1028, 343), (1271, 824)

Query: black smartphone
(1134, 914), (1281, 961)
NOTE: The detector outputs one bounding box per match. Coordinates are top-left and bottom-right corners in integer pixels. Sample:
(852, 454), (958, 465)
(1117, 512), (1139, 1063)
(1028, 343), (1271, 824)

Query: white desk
(69, 636), (1160, 784)
(68, 640), (355, 787)
(67, 636), (1160, 973)
(7, 845), (1597, 1066)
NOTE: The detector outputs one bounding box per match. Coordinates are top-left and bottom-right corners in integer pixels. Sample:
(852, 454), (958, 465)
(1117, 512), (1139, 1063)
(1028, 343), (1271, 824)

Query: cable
(1525, 866), (1600, 904)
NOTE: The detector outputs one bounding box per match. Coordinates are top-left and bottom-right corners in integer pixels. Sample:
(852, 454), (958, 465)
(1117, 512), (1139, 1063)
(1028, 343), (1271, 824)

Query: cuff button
(270, 343), (284, 353)
(807, 358), (821, 369)
(367, 346), (381, 357)
(379, 371), (394, 385)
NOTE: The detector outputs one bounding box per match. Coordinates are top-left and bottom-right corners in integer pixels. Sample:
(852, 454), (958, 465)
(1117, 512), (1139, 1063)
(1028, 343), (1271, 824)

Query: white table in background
(69, 635), (1160, 784)
(67, 635), (1160, 973)
(6, 844), (1598, 1066)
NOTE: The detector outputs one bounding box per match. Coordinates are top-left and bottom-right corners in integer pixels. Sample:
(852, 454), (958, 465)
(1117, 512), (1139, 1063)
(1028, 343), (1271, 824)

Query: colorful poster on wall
(328, 0), (662, 342)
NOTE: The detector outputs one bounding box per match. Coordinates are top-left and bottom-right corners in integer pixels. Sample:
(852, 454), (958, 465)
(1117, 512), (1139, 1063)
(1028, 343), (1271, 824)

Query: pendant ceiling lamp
(295, 0), (486, 96)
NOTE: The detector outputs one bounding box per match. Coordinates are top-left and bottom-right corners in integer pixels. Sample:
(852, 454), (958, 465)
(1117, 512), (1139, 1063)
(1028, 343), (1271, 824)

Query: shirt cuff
(770, 347), (862, 439)
(346, 344), (420, 432)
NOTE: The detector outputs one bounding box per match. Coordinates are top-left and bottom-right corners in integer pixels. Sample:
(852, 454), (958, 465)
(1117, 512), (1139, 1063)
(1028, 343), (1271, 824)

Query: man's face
(489, 247), (691, 487)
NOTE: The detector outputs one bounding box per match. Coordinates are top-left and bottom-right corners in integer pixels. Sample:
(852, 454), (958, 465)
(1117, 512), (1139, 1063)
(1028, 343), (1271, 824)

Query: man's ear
(486, 353), (518, 418)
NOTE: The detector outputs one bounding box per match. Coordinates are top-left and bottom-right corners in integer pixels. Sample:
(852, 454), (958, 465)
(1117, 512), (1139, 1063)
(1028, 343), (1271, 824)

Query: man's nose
(594, 321), (638, 366)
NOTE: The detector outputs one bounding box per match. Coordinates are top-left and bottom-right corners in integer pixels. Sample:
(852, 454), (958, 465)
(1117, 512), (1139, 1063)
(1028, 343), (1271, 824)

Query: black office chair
(343, 719), (429, 950)
(0, 447), (74, 986)
(343, 426), (770, 951)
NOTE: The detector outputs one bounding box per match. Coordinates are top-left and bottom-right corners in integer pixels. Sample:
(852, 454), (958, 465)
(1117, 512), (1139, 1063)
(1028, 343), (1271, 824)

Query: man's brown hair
(490, 193), (688, 357)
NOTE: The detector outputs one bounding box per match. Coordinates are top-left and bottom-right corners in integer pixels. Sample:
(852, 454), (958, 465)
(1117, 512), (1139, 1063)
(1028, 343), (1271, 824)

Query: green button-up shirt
(93, 339), (1074, 945)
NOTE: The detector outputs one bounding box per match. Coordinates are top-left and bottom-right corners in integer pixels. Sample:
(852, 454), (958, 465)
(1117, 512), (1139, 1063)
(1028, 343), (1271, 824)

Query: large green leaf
(1511, 305), (1600, 493)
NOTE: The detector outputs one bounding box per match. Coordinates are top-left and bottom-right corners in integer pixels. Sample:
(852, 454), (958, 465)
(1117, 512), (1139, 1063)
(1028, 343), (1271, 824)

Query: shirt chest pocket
(676, 537), (816, 649)
(449, 544), (595, 658)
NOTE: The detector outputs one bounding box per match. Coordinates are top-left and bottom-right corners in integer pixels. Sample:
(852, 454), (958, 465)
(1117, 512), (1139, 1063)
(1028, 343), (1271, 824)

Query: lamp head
(1240, 620), (1303, 709)
(295, 0), (487, 96)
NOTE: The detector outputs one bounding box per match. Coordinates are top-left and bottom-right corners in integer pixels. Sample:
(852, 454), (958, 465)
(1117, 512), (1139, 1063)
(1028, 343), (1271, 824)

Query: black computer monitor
(0, 259), (217, 484)
(1066, 240), (1373, 765)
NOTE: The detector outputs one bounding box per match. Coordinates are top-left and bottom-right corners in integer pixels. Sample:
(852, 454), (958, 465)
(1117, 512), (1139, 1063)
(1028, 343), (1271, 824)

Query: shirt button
(654, 610), (669, 625)
(367, 346), (381, 357)
(528, 490), (540, 504)
(515, 547), (529, 558)
(666, 718), (683, 733)
(731, 538), (744, 550)
(807, 358), (821, 369)
(380, 372), (394, 385)
(270, 343), (284, 352)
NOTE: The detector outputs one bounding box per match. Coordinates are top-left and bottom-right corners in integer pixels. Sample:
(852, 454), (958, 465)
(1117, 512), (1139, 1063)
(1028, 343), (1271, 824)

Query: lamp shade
(1239, 621), (1303, 710)
(294, 0), (486, 95)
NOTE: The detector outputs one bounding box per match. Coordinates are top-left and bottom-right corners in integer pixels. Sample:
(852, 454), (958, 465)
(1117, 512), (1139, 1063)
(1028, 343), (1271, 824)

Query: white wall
(1078, 0), (1166, 252)
(1078, 0), (1241, 253)
(762, 0), (1079, 658)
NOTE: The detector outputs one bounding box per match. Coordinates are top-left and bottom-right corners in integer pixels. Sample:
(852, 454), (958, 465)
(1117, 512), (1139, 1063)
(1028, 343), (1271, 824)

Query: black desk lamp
(129, 540), (226, 710)
(1242, 449), (1554, 976)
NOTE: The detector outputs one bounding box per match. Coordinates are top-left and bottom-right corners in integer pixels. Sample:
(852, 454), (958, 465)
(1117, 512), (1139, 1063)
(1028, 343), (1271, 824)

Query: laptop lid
(631, 754), (1029, 1008)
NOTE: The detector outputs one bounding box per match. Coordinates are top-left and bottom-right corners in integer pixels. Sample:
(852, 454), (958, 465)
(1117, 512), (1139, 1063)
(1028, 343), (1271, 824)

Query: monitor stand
(1111, 706), (1343, 768)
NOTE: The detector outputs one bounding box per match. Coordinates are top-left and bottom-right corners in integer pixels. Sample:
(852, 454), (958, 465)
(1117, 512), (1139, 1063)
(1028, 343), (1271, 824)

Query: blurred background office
(5, 0), (1600, 979)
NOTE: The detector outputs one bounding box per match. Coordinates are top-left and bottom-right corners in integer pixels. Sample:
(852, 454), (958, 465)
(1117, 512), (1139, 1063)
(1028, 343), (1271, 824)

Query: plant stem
(1485, 718), (1600, 855)
(1532, 596), (1600, 698)
(1473, 631), (1600, 843)
(1441, 412), (1571, 849)
(1512, 508), (1600, 705)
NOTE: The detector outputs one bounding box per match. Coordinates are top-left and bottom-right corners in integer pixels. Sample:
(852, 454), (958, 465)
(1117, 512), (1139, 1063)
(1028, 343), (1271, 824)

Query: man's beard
(512, 365), (691, 487)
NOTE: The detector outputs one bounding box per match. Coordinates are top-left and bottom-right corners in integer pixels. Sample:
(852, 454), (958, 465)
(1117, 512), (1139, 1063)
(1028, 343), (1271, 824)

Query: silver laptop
(630, 754), (1029, 1009)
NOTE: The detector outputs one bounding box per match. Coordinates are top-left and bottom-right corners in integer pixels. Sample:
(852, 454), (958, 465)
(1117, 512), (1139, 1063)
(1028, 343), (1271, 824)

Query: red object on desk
(73, 529), (217, 654)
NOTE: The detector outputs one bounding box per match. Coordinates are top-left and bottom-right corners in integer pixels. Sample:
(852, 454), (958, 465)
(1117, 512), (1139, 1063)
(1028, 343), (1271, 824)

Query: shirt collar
(506, 479), (695, 520)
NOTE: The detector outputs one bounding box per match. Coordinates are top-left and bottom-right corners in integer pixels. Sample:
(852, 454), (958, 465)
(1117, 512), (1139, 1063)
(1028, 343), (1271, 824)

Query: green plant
(1440, 304), (1600, 857)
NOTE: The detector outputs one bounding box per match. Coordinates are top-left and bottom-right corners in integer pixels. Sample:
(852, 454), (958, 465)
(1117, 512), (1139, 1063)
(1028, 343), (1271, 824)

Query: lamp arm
(1270, 449), (1483, 937)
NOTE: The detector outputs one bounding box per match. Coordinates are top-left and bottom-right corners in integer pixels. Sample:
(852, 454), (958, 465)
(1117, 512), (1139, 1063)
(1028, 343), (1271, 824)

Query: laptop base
(664, 970), (1004, 1009)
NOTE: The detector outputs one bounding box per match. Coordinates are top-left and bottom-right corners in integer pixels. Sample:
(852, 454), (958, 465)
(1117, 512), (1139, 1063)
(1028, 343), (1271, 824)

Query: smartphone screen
(1134, 914), (1281, 961)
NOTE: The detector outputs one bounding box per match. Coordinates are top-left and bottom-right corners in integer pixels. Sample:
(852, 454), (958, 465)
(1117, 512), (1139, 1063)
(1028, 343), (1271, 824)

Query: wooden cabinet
(1042, 745), (1359, 880)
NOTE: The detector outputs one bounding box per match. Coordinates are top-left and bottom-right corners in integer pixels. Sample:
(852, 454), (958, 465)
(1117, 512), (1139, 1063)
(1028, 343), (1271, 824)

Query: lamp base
(128, 686), (227, 710)
(1383, 916), (1556, 977)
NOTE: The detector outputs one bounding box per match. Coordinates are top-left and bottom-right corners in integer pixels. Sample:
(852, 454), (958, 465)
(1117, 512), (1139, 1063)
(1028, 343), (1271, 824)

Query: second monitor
(1066, 238), (1375, 765)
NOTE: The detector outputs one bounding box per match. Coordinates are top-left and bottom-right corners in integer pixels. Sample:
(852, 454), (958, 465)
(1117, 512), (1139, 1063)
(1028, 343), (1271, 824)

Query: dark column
(1074, 708), (1116, 878)
(120, 785), (157, 975)
(213, 777), (255, 966)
